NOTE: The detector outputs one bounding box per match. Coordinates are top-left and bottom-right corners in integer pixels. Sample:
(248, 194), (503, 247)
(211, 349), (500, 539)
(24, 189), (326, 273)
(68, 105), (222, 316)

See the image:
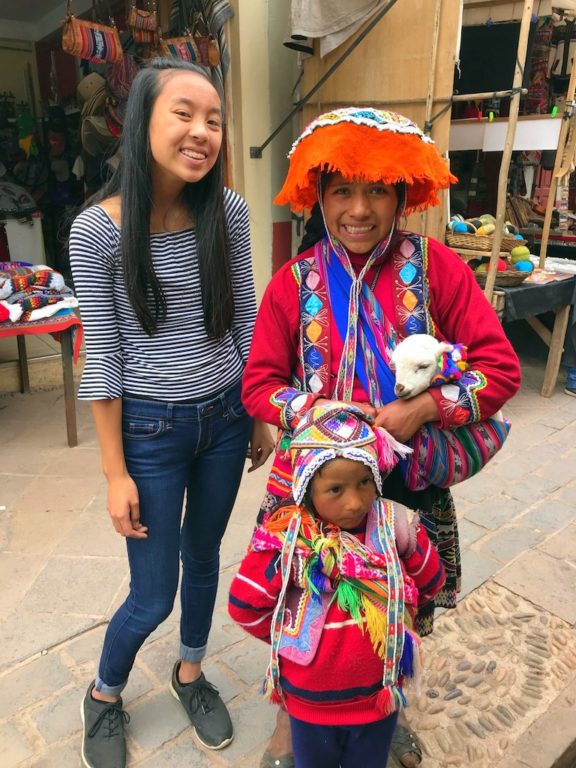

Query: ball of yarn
(477, 223), (495, 236)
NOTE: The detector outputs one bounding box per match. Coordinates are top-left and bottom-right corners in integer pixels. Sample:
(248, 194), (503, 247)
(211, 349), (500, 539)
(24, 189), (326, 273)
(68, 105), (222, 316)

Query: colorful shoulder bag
(62, 0), (123, 65)
(158, 27), (201, 63)
(391, 233), (511, 491)
(127, 0), (158, 44)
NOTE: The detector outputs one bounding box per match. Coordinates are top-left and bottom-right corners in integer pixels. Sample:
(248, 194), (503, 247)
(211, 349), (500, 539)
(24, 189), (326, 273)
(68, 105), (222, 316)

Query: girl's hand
(247, 419), (275, 473)
(373, 392), (440, 442)
(107, 474), (148, 538)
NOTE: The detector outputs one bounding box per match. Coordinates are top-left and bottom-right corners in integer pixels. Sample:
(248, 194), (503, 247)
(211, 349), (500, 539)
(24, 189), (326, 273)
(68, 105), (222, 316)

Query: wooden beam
(16, 335), (30, 394)
(313, 89), (527, 110)
(452, 88), (528, 101)
(483, 0), (533, 302)
(539, 68), (576, 267)
(540, 305), (571, 397)
(60, 328), (78, 448)
(526, 315), (552, 346)
(420, 0), (443, 233)
(465, 0), (530, 7)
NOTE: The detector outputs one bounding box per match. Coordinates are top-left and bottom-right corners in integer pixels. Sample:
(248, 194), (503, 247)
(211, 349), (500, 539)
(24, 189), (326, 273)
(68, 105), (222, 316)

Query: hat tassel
(374, 427), (412, 473)
(376, 683), (406, 716)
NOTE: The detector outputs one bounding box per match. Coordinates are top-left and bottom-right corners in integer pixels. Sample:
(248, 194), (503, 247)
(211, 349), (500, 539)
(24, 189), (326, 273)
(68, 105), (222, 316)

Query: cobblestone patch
(405, 581), (576, 768)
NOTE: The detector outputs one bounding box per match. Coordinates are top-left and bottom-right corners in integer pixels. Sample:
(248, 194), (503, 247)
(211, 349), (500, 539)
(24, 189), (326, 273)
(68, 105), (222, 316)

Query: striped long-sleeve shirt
(69, 188), (257, 401)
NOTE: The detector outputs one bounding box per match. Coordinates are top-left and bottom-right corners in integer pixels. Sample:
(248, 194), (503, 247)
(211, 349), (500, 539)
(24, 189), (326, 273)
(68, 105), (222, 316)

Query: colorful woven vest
(293, 234), (510, 491)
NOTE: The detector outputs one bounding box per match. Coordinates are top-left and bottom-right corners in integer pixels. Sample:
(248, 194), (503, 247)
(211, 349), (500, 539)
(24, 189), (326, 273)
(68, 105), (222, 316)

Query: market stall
(0, 0), (236, 440)
(445, 0), (576, 395)
(0, 0), (233, 274)
(449, 2), (576, 262)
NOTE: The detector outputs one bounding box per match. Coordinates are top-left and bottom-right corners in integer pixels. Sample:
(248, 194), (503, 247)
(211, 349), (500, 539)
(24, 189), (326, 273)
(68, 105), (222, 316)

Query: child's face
(309, 457), (377, 529)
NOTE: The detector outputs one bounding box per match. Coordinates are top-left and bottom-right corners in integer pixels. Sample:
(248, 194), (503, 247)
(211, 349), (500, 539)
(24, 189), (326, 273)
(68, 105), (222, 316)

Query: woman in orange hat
(242, 108), (521, 768)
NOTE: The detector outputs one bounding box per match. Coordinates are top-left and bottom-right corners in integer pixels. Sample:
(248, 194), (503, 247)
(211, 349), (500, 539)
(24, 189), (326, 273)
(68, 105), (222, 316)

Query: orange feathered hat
(274, 107), (457, 214)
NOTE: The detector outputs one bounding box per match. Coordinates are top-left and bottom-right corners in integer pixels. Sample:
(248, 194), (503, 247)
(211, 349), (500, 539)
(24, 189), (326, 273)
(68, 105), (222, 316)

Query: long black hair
(91, 58), (231, 338)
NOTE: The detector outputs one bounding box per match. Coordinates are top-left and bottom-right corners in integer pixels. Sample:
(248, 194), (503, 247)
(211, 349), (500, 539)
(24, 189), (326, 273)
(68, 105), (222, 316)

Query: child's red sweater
(229, 525), (444, 726)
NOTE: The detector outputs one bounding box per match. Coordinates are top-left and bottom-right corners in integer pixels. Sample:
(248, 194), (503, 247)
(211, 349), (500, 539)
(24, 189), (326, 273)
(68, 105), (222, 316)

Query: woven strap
(265, 512), (302, 700)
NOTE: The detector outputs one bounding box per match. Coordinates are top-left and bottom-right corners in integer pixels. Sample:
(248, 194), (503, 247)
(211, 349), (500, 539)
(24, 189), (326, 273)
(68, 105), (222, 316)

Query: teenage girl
(70, 59), (273, 768)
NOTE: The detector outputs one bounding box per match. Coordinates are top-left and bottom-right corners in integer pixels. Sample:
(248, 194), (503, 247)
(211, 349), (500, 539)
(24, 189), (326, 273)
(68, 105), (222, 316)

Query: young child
(229, 403), (445, 768)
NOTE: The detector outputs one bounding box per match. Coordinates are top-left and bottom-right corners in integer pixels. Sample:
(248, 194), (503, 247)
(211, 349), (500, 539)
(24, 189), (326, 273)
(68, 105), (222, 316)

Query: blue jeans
(95, 380), (251, 696)
(289, 712), (398, 768)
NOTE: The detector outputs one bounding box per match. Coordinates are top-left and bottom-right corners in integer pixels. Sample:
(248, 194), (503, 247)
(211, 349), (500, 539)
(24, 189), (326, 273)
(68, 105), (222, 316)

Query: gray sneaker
(81, 681), (129, 768)
(170, 662), (233, 750)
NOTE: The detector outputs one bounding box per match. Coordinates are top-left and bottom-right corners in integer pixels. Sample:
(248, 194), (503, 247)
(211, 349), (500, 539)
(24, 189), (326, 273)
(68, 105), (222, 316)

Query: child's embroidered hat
(274, 107), (457, 214)
(290, 402), (411, 505)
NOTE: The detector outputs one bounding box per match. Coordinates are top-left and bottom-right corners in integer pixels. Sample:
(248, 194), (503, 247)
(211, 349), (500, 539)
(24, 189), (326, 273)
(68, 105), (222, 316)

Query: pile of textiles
(0, 262), (78, 323)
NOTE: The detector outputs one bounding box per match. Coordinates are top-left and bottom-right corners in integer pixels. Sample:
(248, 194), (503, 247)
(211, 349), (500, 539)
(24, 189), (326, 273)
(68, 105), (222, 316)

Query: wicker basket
(475, 268), (530, 287)
(446, 232), (527, 253)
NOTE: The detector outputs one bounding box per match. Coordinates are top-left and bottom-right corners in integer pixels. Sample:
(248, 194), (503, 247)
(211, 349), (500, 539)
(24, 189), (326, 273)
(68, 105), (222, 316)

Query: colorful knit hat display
(274, 107), (457, 214)
(290, 402), (411, 505)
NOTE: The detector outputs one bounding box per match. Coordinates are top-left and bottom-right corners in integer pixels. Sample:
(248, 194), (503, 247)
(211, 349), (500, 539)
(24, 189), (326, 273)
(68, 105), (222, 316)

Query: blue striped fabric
(69, 188), (256, 401)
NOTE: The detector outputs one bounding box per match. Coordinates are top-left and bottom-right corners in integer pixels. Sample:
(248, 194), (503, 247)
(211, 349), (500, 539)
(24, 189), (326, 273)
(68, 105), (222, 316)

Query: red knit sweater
(229, 524), (444, 725)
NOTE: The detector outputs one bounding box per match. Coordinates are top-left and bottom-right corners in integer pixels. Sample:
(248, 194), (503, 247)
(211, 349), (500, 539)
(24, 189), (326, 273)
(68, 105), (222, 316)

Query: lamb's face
(391, 334), (445, 399)
(393, 358), (439, 398)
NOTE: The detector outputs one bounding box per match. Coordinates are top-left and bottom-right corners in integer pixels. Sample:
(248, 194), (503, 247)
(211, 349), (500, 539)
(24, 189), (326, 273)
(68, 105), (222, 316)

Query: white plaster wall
(228, 0), (297, 299)
(0, 1), (92, 42)
(267, 0), (300, 223)
(0, 47), (40, 111)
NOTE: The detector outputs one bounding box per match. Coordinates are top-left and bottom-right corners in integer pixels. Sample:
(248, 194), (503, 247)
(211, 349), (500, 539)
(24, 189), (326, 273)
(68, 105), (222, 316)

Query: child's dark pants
(289, 711), (398, 767)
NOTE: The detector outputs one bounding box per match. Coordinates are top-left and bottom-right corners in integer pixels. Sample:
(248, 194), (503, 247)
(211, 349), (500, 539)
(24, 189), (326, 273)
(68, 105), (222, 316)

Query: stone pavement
(1, 347), (576, 767)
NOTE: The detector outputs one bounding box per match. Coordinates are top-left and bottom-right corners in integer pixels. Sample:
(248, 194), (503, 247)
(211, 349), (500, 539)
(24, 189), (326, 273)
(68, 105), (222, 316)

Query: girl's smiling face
(322, 173), (399, 253)
(309, 457), (377, 529)
(148, 70), (223, 189)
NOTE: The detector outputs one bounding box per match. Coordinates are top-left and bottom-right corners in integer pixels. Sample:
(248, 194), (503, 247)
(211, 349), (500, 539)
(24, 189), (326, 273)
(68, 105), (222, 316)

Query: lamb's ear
(389, 358), (396, 371)
(437, 341), (453, 355)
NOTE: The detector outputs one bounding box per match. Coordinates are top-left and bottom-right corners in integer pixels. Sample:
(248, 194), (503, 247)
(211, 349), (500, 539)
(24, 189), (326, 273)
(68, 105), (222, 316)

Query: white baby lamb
(390, 334), (454, 400)
(391, 334), (504, 424)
